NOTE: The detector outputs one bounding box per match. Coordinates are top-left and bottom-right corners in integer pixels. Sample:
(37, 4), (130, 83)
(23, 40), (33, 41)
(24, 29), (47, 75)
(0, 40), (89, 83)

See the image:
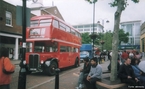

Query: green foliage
(102, 31), (113, 50)
(132, 0), (139, 3)
(86, 0), (97, 3)
(81, 32), (101, 45)
(109, 0), (139, 10)
(119, 29), (129, 45)
(81, 32), (92, 44)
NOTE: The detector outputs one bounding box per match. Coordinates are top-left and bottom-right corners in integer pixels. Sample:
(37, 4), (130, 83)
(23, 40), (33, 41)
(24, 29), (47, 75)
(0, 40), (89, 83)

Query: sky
(4, 0), (145, 31)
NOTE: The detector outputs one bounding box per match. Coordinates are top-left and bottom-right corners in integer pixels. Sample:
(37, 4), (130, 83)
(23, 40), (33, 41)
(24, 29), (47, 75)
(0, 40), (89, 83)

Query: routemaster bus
(24, 15), (81, 75)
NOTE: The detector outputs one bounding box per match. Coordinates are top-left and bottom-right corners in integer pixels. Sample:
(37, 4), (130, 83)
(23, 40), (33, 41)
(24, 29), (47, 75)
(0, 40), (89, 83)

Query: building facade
(120, 20), (141, 50)
(140, 22), (145, 52)
(73, 23), (103, 34)
(0, 0), (22, 60)
(0, 0), (64, 60)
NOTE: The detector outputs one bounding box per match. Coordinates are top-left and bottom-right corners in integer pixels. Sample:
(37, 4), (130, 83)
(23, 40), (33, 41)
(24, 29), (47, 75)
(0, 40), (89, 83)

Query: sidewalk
(10, 59), (110, 89)
(31, 60), (110, 89)
(11, 59), (21, 65)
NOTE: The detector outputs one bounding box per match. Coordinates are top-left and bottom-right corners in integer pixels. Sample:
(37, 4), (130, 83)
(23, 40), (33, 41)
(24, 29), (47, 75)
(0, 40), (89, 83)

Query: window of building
(134, 23), (140, 36)
(78, 25), (83, 28)
(125, 24), (133, 36)
(84, 29), (90, 31)
(84, 25), (90, 28)
(78, 29), (83, 31)
(6, 11), (12, 26)
(73, 26), (77, 28)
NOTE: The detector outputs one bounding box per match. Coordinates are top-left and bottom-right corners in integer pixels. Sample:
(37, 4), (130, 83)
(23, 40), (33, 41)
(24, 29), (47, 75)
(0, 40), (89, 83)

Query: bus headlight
(45, 61), (50, 66)
(41, 60), (44, 64)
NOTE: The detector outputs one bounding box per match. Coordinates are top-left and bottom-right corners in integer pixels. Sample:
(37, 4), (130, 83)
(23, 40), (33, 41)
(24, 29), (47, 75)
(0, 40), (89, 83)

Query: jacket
(0, 57), (15, 85)
(118, 64), (136, 82)
(88, 64), (102, 79)
(82, 62), (91, 74)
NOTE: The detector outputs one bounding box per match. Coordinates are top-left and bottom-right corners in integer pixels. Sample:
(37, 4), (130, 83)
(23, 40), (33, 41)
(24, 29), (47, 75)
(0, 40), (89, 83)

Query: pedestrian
(84, 57), (102, 89)
(107, 50), (111, 61)
(0, 47), (15, 89)
(135, 51), (141, 64)
(118, 58), (141, 86)
(129, 51), (134, 59)
(76, 57), (91, 89)
(108, 56), (120, 71)
(121, 50), (129, 64)
(131, 58), (145, 85)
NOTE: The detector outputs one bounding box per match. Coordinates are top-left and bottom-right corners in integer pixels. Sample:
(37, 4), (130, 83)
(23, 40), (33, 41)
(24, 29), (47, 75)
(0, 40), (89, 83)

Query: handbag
(2, 58), (14, 74)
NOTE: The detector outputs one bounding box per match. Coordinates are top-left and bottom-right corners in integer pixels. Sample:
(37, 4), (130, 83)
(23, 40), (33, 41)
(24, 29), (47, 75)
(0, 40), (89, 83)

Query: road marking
(28, 67), (81, 89)
(73, 73), (79, 77)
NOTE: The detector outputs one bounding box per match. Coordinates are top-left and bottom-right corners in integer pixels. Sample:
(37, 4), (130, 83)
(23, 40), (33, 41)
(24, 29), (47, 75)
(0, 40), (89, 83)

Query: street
(10, 62), (83, 89)
(10, 58), (109, 89)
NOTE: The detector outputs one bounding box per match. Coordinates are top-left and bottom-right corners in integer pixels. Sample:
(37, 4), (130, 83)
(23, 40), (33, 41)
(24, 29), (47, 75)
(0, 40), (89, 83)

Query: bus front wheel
(44, 61), (57, 76)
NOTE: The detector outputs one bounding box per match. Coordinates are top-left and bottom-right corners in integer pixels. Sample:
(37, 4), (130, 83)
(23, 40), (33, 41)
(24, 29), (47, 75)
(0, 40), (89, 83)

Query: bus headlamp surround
(45, 61), (50, 66)
(41, 60), (44, 64)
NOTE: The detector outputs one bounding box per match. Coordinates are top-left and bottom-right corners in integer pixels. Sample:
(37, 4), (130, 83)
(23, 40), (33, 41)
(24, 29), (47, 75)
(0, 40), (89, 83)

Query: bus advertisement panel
(24, 15), (81, 75)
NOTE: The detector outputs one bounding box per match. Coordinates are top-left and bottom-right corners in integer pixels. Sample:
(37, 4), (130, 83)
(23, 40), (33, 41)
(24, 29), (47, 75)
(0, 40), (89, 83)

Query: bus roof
(31, 15), (80, 34)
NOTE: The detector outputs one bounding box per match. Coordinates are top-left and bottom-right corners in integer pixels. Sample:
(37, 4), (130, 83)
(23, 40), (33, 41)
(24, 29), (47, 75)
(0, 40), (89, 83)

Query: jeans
(84, 77), (101, 89)
(77, 72), (88, 87)
(77, 72), (84, 86)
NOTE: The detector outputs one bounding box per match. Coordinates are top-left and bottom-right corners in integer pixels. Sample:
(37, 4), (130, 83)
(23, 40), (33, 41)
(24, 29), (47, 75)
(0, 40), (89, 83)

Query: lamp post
(18, 0), (27, 89)
(97, 19), (109, 51)
(89, 0), (97, 57)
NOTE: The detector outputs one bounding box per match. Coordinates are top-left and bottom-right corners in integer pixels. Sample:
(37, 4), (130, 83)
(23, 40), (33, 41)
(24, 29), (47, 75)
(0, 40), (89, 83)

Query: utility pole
(89, 0), (97, 57)
(18, 0), (27, 89)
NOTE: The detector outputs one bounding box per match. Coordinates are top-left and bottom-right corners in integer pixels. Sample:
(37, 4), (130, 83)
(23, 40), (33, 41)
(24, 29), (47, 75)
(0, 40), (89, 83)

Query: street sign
(16, 5), (30, 27)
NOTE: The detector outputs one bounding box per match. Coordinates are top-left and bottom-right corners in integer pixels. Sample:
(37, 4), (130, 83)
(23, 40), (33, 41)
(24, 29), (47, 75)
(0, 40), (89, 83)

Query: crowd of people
(76, 50), (145, 89)
(1, 46), (145, 89)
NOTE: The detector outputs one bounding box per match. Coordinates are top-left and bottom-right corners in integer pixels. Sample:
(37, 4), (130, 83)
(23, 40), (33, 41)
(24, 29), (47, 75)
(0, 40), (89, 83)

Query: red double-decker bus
(25, 15), (81, 75)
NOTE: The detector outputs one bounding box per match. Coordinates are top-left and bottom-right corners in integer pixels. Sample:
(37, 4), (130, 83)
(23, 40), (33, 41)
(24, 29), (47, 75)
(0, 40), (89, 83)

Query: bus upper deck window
(31, 20), (39, 27)
(53, 20), (58, 28)
(40, 19), (52, 26)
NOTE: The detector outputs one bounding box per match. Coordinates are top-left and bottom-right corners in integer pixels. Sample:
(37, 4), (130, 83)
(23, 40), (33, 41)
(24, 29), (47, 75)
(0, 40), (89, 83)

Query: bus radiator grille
(29, 54), (40, 70)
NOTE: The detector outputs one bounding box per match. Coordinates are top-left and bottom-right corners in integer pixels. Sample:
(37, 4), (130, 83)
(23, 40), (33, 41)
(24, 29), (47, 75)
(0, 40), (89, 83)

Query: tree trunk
(110, 0), (124, 81)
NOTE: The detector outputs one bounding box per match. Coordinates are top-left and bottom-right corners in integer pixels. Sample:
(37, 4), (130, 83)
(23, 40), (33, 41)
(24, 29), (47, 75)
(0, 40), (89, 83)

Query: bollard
(55, 68), (60, 89)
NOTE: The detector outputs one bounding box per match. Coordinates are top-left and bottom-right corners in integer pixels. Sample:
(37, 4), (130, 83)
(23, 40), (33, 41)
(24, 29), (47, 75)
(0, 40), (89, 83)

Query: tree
(81, 32), (100, 45)
(119, 29), (129, 45)
(103, 31), (113, 50)
(109, 0), (139, 81)
(81, 32), (92, 44)
(86, 0), (139, 81)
